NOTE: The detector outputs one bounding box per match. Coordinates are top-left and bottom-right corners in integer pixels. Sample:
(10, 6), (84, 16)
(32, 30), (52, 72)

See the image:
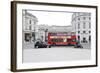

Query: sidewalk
(23, 47), (91, 63)
(23, 42), (35, 49)
(81, 43), (91, 49)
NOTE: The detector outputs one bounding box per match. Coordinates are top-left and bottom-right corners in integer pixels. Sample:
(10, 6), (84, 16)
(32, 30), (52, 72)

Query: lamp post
(34, 22), (35, 42)
(45, 29), (48, 42)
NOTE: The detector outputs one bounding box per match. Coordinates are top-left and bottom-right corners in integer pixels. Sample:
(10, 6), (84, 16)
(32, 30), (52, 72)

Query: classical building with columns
(72, 12), (91, 43)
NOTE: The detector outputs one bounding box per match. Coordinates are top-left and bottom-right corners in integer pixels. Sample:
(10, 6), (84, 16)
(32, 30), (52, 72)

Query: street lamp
(45, 29), (48, 42)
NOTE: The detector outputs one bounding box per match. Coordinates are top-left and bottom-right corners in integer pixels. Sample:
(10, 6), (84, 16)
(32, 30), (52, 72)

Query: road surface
(23, 46), (91, 63)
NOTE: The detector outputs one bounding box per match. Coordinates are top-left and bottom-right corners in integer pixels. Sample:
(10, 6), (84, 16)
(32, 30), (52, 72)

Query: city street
(23, 46), (91, 63)
(23, 42), (91, 49)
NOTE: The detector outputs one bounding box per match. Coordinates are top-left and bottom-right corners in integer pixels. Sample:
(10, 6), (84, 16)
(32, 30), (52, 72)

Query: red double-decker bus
(48, 32), (77, 46)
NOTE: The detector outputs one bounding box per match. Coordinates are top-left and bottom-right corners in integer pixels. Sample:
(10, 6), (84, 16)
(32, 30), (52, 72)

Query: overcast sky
(27, 10), (73, 26)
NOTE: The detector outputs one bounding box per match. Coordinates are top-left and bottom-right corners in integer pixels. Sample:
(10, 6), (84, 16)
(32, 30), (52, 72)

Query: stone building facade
(72, 12), (91, 43)
(22, 10), (38, 43)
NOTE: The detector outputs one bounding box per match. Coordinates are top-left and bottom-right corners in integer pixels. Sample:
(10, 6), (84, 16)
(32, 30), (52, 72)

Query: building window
(78, 31), (80, 33)
(75, 24), (76, 30)
(89, 31), (90, 33)
(78, 18), (80, 20)
(83, 17), (86, 20)
(89, 17), (91, 20)
(29, 25), (31, 30)
(24, 33), (31, 42)
(83, 22), (86, 29)
(83, 31), (86, 33)
(26, 26), (29, 30)
(25, 27), (27, 30)
(78, 23), (80, 29)
(78, 36), (80, 41)
(83, 37), (87, 43)
(32, 32), (35, 41)
(89, 22), (91, 28)
(89, 36), (91, 42)
(29, 20), (31, 24)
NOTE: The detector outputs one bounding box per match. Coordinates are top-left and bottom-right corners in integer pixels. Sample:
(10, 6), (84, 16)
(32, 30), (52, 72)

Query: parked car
(74, 41), (83, 48)
(35, 40), (51, 48)
(74, 43), (83, 48)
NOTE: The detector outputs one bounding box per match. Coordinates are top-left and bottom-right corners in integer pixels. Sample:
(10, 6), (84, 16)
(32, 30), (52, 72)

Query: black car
(35, 41), (51, 48)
